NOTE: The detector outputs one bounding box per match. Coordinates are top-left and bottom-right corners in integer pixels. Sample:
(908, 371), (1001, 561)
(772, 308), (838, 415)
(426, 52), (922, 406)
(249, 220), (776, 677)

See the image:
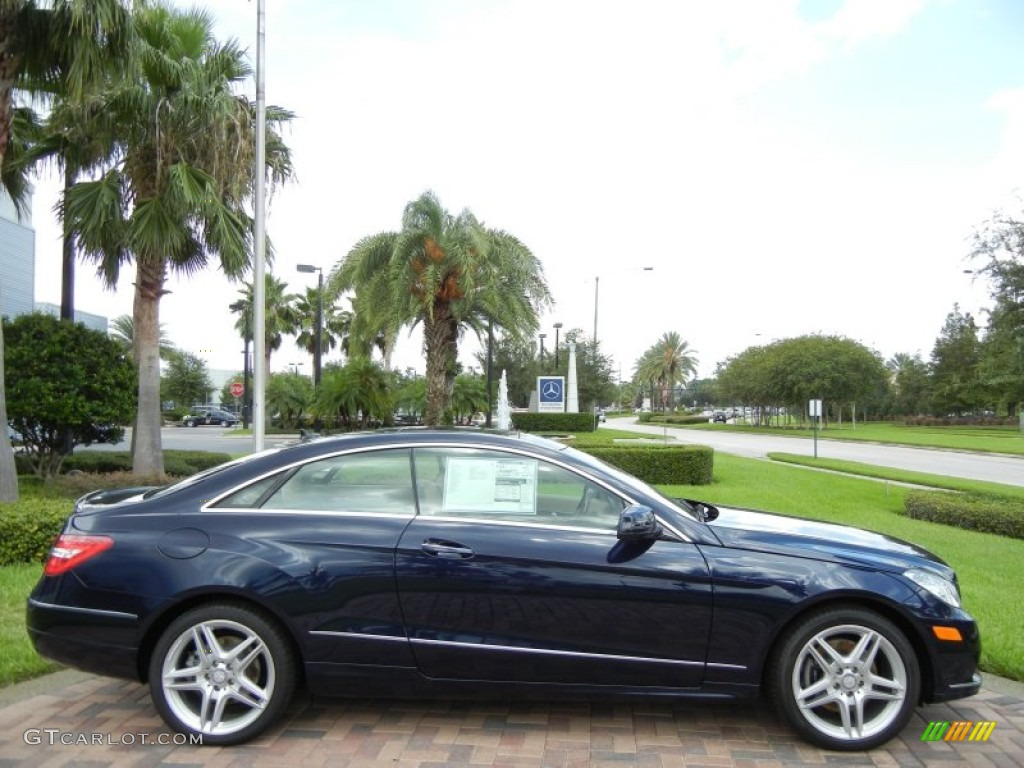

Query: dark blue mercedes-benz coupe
(27, 429), (980, 750)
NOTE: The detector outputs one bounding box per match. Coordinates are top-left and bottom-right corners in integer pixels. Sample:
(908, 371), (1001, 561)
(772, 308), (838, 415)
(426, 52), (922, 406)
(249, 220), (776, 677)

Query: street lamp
(553, 322), (562, 369)
(296, 264), (323, 386)
(539, 333), (546, 367)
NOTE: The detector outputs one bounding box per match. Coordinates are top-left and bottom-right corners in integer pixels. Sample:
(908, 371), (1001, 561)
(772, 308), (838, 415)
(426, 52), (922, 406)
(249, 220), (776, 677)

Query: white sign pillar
(566, 342), (579, 413)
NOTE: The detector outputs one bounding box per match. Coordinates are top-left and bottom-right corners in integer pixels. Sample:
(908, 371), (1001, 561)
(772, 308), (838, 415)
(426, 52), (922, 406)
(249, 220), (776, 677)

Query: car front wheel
(148, 603), (297, 745)
(768, 606), (920, 751)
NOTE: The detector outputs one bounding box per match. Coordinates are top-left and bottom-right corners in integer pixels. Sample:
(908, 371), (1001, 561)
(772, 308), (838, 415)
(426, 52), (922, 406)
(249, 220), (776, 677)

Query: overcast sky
(28, 0), (1024, 381)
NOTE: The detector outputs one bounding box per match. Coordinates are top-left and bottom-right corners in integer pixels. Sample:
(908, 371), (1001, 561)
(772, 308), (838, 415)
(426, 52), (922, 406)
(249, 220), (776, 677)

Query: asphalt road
(606, 418), (1024, 487)
(88, 426), (295, 456)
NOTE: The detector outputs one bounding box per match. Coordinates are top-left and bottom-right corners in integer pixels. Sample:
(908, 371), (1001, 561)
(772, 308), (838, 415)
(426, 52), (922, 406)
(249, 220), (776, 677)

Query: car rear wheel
(768, 606), (920, 751)
(148, 603), (297, 745)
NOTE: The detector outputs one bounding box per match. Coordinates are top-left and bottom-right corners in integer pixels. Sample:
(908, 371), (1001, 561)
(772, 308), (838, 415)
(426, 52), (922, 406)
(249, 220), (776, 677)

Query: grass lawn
(0, 563), (57, 686)
(649, 419), (1024, 455)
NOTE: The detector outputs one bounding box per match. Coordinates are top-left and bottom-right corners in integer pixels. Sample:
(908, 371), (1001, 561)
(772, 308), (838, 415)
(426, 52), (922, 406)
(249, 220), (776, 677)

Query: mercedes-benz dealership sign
(537, 376), (565, 412)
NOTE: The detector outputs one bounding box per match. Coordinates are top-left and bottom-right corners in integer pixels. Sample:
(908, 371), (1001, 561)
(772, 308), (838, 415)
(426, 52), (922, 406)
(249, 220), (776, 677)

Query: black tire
(148, 603), (297, 746)
(768, 605), (920, 751)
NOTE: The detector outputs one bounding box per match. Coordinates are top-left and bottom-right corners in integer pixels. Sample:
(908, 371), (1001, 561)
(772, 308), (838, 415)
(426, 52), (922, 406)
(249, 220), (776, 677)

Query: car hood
(705, 504), (953, 578)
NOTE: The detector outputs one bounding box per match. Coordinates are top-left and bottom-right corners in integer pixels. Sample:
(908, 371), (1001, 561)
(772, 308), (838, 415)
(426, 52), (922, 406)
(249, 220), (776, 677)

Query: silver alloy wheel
(791, 623), (908, 742)
(159, 619), (276, 737)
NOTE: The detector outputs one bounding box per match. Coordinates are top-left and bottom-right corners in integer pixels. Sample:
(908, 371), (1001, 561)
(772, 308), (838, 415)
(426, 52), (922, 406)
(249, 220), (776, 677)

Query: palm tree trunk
(132, 257), (165, 476)
(423, 308), (457, 426)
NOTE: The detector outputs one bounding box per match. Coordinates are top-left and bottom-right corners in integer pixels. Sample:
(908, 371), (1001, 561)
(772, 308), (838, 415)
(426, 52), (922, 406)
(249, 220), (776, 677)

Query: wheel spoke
(233, 677), (270, 710)
(850, 630), (882, 669)
(796, 677), (838, 710)
(811, 636), (843, 668)
(163, 664), (204, 691)
(197, 623), (223, 659)
(865, 671), (905, 700)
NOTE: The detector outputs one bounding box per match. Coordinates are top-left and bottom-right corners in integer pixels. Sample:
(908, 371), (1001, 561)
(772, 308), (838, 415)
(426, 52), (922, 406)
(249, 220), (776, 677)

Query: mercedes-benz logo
(542, 381), (562, 399)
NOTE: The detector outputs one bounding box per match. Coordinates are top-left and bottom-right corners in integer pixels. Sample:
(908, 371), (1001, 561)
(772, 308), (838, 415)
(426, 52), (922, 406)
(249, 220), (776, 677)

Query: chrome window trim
(199, 440), (692, 542)
(28, 598), (137, 621)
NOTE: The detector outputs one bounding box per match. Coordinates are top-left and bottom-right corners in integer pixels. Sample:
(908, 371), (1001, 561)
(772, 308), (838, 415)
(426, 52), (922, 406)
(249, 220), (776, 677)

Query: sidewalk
(1, 668), (1022, 766)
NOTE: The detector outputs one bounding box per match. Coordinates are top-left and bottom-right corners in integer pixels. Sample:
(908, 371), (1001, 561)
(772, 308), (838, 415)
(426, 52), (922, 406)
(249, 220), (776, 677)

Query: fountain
(496, 369), (512, 430)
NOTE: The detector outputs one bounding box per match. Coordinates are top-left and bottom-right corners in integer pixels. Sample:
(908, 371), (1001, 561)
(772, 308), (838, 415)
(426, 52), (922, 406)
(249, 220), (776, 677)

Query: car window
(211, 472), (284, 509)
(413, 447), (625, 530)
(260, 449), (415, 514)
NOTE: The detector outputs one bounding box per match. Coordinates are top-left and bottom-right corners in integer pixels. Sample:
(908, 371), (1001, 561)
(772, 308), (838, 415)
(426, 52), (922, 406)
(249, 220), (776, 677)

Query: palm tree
(293, 285), (353, 364)
(0, 0), (133, 500)
(330, 190), (551, 425)
(230, 274), (299, 379)
(63, 4), (294, 475)
(634, 333), (698, 411)
(109, 314), (176, 361)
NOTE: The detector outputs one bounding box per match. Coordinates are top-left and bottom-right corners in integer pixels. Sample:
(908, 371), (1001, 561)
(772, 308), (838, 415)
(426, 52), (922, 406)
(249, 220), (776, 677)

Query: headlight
(904, 568), (961, 608)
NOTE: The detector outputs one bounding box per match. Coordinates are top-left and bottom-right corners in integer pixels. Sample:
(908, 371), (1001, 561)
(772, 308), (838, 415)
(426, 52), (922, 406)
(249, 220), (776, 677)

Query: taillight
(44, 535), (114, 576)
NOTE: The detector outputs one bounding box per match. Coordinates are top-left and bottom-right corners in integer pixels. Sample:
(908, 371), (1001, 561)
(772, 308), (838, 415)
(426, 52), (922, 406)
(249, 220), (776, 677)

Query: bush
(581, 445), (714, 485)
(902, 491), (1024, 540)
(60, 450), (230, 475)
(0, 497), (70, 565)
(645, 413), (711, 425)
(512, 413), (596, 432)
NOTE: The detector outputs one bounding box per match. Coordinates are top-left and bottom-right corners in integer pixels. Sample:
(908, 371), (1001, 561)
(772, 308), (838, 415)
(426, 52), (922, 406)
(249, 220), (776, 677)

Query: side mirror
(616, 505), (661, 542)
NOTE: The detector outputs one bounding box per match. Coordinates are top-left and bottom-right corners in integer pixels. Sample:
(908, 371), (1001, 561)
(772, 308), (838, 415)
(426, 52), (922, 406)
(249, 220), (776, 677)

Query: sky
(27, 0), (1024, 382)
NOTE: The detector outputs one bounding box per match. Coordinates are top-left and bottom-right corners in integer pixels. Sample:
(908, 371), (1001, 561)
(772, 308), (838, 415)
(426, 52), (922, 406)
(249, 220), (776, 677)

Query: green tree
(930, 304), (983, 416)
(161, 349), (213, 409)
(293, 285), (353, 364)
(331, 190), (551, 426)
(314, 358), (392, 429)
(971, 212), (1024, 416)
(266, 371), (313, 429)
(62, 3), (294, 476)
(0, 0), (133, 500)
(109, 314), (175, 361)
(885, 353), (932, 417)
(3, 313), (135, 477)
(451, 373), (486, 424)
(634, 332), (698, 411)
(230, 274), (299, 380)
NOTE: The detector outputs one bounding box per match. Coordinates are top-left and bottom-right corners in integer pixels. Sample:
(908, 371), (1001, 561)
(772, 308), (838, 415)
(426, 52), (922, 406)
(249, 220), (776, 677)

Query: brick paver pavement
(1, 670), (1022, 767)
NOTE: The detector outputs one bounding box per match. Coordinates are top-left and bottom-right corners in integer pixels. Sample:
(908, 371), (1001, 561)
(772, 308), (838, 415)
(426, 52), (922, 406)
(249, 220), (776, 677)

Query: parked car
(182, 407), (238, 427)
(712, 410), (728, 423)
(27, 430), (979, 750)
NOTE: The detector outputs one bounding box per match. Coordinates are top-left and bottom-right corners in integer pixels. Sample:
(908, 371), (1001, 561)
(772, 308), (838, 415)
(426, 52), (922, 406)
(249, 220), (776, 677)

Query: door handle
(421, 540), (475, 559)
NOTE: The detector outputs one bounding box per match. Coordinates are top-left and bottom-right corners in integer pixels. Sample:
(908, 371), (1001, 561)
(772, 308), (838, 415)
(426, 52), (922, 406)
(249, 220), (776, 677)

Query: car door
(206, 447), (418, 669)
(395, 446), (713, 688)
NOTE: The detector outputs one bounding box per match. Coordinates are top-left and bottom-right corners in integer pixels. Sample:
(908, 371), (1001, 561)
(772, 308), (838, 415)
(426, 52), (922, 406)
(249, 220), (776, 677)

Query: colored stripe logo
(921, 721), (996, 742)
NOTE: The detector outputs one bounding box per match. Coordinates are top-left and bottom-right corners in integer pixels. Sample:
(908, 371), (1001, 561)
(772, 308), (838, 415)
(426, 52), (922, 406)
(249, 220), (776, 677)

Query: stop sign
(230, 381), (244, 398)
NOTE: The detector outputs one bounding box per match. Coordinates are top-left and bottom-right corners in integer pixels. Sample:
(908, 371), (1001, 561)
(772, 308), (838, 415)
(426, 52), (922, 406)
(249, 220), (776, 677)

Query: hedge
(15, 450), (231, 476)
(511, 413), (596, 432)
(642, 413), (711, 426)
(581, 445), (713, 485)
(0, 497), (70, 565)
(902, 491), (1024, 540)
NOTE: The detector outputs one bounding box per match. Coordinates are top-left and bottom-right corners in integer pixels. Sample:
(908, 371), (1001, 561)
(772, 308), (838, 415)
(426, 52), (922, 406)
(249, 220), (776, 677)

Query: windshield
(557, 443), (700, 521)
(145, 446), (284, 500)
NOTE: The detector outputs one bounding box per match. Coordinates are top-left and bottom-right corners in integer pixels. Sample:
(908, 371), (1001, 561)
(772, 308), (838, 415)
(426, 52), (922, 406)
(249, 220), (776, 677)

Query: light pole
(539, 333), (546, 368)
(485, 318), (494, 427)
(296, 264), (323, 386)
(553, 322), (563, 369)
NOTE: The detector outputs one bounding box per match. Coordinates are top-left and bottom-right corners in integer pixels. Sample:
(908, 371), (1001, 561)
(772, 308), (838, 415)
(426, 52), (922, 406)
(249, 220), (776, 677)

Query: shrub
(581, 445), (714, 485)
(512, 413), (596, 432)
(0, 497), (70, 565)
(902, 491), (1024, 540)
(60, 450), (230, 475)
(645, 413), (711, 425)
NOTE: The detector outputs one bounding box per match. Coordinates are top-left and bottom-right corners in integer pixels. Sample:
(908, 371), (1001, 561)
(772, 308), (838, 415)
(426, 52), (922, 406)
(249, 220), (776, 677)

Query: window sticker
(443, 457), (538, 514)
